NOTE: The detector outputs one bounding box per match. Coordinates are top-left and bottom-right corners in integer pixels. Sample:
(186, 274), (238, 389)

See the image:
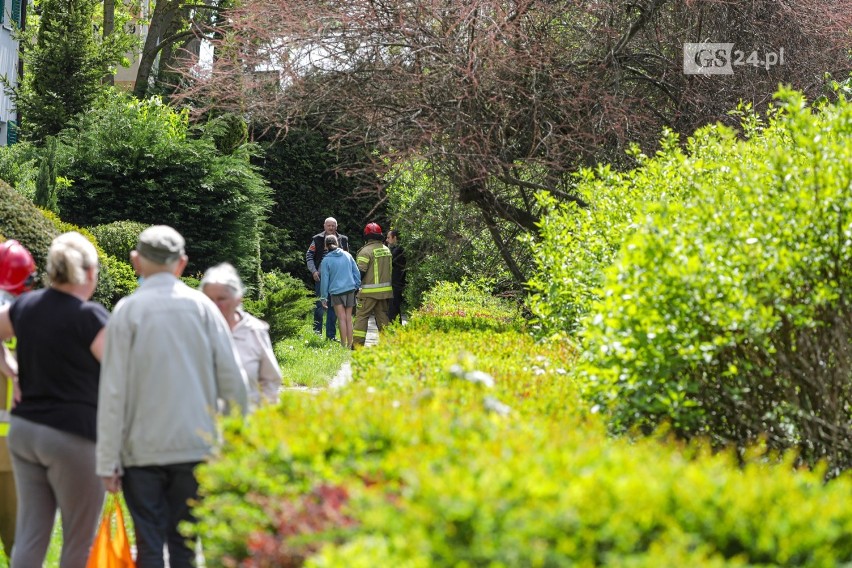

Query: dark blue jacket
(306, 232), (349, 275)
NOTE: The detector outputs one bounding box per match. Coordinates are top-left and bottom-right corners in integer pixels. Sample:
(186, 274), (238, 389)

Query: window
(10, 0), (20, 27)
(7, 120), (17, 145)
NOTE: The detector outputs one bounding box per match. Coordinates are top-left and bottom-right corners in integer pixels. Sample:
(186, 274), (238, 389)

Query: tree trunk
(102, 0), (114, 85)
(133, 0), (181, 97)
(155, 9), (189, 94)
(480, 209), (526, 287)
(458, 178), (539, 232)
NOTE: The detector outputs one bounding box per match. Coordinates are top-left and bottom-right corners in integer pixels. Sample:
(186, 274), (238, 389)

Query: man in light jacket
(96, 225), (247, 568)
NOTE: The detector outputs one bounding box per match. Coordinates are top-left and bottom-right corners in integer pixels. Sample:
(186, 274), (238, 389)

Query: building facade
(0, 0), (22, 145)
(114, 0), (149, 91)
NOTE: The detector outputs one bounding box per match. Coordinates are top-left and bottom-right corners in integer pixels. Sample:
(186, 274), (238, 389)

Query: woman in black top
(0, 232), (109, 568)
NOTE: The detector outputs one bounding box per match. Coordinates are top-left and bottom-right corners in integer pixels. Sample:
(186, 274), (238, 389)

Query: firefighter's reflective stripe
(361, 284), (393, 294)
(353, 329), (367, 338)
(0, 379), (11, 437)
(372, 248), (391, 287)
(356, 241), (393, 300)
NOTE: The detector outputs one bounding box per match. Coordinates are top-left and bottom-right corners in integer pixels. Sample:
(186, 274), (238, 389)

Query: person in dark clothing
(386, 229), (406, 323)
(306, 217), (349, 340)
(1, 232), (109, 568)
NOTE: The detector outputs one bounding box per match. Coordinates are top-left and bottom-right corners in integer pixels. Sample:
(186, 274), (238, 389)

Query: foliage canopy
(54, 92), (273, 292)
(531, 89), (852, 473)
(11, 0), (131, 141)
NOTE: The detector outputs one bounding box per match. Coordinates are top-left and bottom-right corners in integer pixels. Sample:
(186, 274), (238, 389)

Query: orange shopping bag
(86, 494), (135, 568)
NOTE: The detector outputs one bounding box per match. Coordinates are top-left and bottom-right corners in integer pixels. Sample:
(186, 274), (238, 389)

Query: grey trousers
(8, 416), (104, 568)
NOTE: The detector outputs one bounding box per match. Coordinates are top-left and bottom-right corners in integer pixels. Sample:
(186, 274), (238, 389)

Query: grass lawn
(274, 318), (351, 389)
(0, 518), (62, 567)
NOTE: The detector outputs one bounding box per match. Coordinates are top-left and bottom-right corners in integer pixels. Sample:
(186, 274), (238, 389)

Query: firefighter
(0, 239), (37, 558)
(353, 223), (393, 347)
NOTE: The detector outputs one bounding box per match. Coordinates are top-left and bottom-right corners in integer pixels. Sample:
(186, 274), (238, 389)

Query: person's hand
(102, 473), (122, 494)
(0, 346), (17, 381)
(312, 271), (321, 282)
(321, 300), (328, 309)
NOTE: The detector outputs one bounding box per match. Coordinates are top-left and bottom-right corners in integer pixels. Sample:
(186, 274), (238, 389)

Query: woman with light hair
(200, 263), (282, 410)
(0, 231), (109, 567)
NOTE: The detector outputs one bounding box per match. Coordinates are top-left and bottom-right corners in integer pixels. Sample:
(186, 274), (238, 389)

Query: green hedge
(0, 141), (39, 198)
(87, 220), (149, 262)
(308, 429), (852, 567)
(241, 271), (315, 343)
(525, 129), (705, 338)
(40, 210), (136, 310)
(190, 281), (852, 566)
(54, 92), (272, 292)
(0, 179), (58, 279)
(0, 180), (137, 309)
(410, 280), (523, 333)
(578, 90), (852, 473)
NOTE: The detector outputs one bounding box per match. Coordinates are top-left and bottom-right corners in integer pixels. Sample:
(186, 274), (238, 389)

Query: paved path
(329, 316), (379, 388)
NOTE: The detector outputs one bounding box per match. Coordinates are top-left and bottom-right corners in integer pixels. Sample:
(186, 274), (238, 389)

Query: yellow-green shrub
(310, 429), (852, 567)
(411, 280), (523, 333)
(525, 128), (710, 338)
(352, 320), (578, 420)
(192, 287), (852, 566)
(579, 90), (852, 473)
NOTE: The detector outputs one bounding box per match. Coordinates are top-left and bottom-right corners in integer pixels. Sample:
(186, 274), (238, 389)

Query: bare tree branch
(169, 0), (852, 283)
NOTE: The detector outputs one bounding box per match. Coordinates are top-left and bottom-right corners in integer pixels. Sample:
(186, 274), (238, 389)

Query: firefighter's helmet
(0, 239), (37, 295)
(364, 222), (383, 237)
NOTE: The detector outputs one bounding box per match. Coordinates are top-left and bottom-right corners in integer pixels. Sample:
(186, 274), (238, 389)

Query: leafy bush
(242, 271), (315, 343)
(191, 305), (580, 564)
(39, 210), (137, 309)
(526, 129), (707, 338)
(579, 90), (852, 473)
(0, 180), (137, 308)
(87, 220), (149, 262)
(351, 317), (577, 421)
(203, 113), (249, 155)
(0, 180), (59, 282)
(309, 431), (852, 568)
(181, 275), (201, 290)
(410, 279), (523, 333)
(385, 160), (519, 309)
(192, 290), (852, 567)
(53, 92), (272, 292)
(0, 141), (40, 198)
(99, 256), (137, 307)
